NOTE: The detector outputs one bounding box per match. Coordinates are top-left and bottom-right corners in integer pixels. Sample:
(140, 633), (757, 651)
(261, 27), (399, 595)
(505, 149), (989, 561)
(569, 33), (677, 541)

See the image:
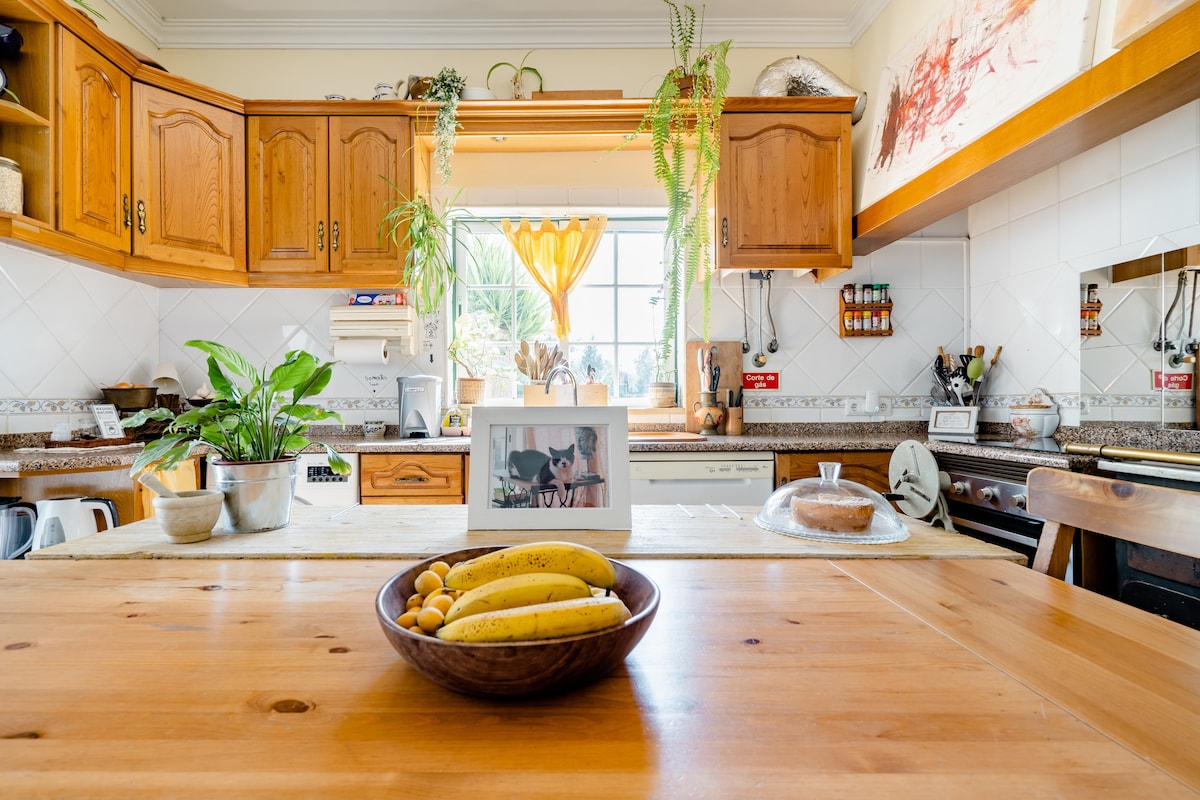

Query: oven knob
(951, 481), (969, 495)
(1010, 493), (1028, 510)
(978, 486), (998, 502)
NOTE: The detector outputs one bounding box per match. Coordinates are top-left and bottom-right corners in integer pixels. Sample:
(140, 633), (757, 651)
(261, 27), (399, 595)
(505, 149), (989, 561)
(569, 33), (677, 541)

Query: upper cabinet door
(328, 116), (409, 276)
(248, 116), (328, 274)
(326, 115), (410, 278)
(131, 83), (246, 272)
(58, 30), (131, 253)
(717, 112), (852, 279)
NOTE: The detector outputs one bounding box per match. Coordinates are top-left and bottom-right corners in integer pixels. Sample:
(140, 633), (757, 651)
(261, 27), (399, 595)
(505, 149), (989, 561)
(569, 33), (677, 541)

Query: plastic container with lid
(754, 461), (909, 544)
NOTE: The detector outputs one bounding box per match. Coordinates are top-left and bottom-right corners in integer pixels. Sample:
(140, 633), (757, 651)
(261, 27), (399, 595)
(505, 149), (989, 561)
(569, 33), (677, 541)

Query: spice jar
(0, 156), (22, 215)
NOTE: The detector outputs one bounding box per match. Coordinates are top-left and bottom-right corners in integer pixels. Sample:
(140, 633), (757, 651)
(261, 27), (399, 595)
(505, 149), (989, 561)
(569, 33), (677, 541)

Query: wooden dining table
(2, 556), (1198, 797)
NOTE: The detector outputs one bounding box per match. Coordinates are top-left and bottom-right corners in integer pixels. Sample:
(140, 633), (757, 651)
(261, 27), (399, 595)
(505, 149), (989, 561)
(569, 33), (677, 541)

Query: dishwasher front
(628, 451), (775, 506)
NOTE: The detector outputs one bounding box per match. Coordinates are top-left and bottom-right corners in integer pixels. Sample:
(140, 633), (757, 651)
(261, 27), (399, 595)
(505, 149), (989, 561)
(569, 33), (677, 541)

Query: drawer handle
(394, 476), (428, 483)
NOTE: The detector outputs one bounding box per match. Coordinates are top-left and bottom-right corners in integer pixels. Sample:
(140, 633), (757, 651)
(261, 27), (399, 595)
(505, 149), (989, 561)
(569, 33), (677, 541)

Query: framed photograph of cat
(466, 406), (632, 530)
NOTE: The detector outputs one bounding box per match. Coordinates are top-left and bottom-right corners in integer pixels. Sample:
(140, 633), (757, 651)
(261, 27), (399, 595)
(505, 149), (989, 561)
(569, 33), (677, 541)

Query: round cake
(791, 493), (875, 532)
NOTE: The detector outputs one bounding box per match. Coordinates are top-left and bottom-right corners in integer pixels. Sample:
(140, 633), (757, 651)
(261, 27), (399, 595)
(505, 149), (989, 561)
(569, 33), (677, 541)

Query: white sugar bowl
(1010, 404), (1060, 438)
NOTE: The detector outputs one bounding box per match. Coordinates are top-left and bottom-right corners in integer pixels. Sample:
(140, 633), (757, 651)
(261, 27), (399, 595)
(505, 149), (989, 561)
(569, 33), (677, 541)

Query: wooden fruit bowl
(375, 546), (660, 698)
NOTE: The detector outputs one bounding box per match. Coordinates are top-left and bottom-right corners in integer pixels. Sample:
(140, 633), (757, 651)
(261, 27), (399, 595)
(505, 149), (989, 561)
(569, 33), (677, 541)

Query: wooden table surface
(27, 503), (1026, 563)
(2, 557), (1197, 797)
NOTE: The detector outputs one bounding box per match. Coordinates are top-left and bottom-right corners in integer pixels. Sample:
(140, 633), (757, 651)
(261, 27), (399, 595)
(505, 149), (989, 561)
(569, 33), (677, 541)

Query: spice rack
(1081, 301), (1102, 336)
(839, 297), (893, 337)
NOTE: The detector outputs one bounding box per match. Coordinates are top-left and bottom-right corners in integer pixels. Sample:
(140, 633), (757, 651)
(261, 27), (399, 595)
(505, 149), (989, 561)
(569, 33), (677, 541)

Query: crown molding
(104, 0), (889, 50)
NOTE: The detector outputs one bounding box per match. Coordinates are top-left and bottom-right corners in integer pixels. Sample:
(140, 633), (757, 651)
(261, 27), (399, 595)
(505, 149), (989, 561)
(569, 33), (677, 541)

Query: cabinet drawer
(775, 451), (891, 494)
(360, 454), (464, 503)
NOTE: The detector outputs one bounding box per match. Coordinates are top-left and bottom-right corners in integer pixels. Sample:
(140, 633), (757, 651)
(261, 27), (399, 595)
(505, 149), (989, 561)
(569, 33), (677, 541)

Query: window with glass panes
(452, 216), (671, 403)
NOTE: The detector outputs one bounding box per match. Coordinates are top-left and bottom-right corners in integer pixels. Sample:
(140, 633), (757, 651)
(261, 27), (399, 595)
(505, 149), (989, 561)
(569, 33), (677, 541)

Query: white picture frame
(467, 406), (631, 531)
(91, 403), (125, 439)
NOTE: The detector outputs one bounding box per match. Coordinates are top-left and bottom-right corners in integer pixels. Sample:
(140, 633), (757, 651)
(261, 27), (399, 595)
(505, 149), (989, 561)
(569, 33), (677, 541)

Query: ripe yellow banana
(436, 595), (631, 643)
(443, 541), (616, 590)
(443, 572), (593, 625)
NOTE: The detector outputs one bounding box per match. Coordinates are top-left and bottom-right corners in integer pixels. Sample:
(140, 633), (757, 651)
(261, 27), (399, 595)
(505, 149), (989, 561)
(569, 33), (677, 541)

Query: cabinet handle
(136, 200), (146, 234)
(393, 476), (428, 483)
(721, 217), (728, 248)
(332, 220), (340, 252)
(122, 194), (131, 229)
(317, 220), (325, 251)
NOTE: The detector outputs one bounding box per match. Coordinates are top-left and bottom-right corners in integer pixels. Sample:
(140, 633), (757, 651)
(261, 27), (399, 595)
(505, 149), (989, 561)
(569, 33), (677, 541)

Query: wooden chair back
(1026, 467), (1200, 580)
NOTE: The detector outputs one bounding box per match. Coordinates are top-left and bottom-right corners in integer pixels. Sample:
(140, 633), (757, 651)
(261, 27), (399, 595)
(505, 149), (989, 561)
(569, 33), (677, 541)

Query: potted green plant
(486, 50), (543, 100)
(121, 340), (349, 533)
(448, 310), (505, 405)
(379, 183), (459, 318)
(634, 0), (731, 361)
(424, 67), (466, 186)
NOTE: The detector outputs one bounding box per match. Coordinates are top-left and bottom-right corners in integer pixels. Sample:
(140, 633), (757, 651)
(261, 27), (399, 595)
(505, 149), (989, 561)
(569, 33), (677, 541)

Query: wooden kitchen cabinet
(775, 451), (891, 494)
(360, 453), (465, 505)
(58, 29), (131, 253)
(248, 115), (410, 280)
(130, 82), (245, 273)
(717, 111), (852, 281)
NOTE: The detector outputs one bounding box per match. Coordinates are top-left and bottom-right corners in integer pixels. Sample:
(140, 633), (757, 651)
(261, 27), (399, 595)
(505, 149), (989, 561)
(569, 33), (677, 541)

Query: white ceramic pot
(1010, 405), (1060, 438)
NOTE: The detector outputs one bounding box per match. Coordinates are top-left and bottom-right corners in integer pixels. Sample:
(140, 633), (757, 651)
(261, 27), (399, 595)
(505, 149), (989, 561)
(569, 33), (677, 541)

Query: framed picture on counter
(467, 406), (631, 530)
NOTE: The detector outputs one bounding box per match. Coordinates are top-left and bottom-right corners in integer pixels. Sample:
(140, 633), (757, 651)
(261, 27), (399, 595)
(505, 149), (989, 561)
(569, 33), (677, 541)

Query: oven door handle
(950, 515), (1040, 548)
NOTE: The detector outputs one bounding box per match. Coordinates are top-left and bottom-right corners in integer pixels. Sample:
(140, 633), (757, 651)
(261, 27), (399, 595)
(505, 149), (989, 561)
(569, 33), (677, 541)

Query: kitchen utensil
(376, 546), (660, 697)
(153, 489), (224, 544)
(32, 496), (117, 550)
(966, 357), (984, 384)
(710, 365), (721, 391)
(138, 472), (179, 499)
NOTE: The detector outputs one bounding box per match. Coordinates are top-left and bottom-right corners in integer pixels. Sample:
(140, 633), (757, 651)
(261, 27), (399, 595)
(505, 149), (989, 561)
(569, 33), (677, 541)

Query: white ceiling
(101, 0), (890, 50)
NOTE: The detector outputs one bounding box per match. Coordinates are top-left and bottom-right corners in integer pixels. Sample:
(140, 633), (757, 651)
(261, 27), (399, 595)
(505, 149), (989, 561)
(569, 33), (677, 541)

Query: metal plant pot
(209, 458), (299, 533)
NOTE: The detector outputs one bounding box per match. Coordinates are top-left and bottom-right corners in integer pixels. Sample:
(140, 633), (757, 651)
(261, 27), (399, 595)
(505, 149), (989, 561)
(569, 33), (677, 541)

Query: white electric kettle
(1, 498), (36, 559)
(32, 496), (117, 551)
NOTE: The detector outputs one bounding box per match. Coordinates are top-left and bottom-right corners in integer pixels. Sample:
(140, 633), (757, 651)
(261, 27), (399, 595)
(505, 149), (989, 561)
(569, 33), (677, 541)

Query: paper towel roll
(333, 338), (390, 365)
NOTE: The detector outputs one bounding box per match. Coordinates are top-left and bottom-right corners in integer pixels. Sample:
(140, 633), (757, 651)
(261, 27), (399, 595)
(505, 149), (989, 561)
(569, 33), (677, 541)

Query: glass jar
(0, 156), (22, 215)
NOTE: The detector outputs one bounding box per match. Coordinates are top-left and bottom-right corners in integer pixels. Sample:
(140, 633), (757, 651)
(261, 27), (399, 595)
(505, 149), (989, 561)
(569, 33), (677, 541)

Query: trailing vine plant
(424, 67), (466, 186)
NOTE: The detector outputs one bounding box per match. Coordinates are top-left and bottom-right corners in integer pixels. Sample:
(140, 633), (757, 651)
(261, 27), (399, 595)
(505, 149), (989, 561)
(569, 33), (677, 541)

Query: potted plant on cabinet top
(486, 50), (543, 100)
(122, 340), (349, 533)
(634, 0), (731, 350)
(424, 67), (466, 186)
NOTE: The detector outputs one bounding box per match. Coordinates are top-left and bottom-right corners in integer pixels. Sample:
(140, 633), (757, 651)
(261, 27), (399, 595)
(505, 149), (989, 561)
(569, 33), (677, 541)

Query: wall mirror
(1081, 244), (1200, 428)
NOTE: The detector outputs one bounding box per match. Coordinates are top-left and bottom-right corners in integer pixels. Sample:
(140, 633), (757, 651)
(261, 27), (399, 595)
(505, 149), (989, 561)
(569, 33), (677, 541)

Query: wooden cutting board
(684, 340), (743, 434)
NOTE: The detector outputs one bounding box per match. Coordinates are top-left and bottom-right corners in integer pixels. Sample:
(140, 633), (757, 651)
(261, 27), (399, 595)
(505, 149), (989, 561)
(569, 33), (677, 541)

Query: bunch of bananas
(397, 542), (631, 643)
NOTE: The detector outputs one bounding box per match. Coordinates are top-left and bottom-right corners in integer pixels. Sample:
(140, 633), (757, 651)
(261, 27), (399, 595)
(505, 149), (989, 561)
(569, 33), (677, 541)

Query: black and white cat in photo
(507, 444), (576, 505)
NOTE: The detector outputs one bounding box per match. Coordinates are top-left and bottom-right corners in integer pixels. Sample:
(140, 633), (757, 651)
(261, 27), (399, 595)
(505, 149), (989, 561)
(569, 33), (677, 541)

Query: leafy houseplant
(635, 1), (731, 378)
(448, 310), (504, 405)
(123, 341), (349, 477)
(379, 182), (460, 317)
(487, 51), (543, 100)
(424, 67), (466, 186)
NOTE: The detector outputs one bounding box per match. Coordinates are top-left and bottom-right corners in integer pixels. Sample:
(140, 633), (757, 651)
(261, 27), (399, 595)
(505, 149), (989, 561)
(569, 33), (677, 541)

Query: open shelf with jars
(839, 297), (894, 337)
(0, 0), (54, 225)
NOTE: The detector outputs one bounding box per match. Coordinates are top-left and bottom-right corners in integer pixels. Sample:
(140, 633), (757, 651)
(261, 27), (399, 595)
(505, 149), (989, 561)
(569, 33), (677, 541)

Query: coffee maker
(397, 375), (443, 438)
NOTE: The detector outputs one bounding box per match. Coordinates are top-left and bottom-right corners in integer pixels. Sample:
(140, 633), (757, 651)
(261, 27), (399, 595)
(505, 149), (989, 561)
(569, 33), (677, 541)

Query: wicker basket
(457, 377), (485, 406)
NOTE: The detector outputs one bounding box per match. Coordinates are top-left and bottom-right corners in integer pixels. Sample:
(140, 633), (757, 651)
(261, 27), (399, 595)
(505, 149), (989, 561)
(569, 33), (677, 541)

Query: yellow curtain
(502, 216), (608, 348)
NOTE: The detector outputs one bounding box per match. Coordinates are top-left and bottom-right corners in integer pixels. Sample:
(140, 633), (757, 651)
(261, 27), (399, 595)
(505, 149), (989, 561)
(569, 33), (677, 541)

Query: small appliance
(398, 375), (443, 438)
(32, 496), (117, 551)
(1, 497), (36, 559)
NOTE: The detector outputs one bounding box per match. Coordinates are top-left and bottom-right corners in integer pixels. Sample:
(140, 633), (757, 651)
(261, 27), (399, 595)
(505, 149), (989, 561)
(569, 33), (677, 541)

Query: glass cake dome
(755, 461), (909, 544)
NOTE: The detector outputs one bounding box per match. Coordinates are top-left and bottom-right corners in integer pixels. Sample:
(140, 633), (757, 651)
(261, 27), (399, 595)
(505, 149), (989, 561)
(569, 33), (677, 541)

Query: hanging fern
(630, 2), (732, 380)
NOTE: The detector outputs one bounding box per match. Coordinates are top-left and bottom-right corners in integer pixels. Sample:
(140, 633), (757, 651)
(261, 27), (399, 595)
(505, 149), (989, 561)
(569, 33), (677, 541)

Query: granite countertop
(7, 420), (1188, 476)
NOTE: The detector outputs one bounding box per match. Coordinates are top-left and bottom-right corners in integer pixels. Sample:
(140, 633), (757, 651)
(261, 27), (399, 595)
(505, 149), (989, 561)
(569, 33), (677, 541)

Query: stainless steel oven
(934, 450), (1077, 581)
